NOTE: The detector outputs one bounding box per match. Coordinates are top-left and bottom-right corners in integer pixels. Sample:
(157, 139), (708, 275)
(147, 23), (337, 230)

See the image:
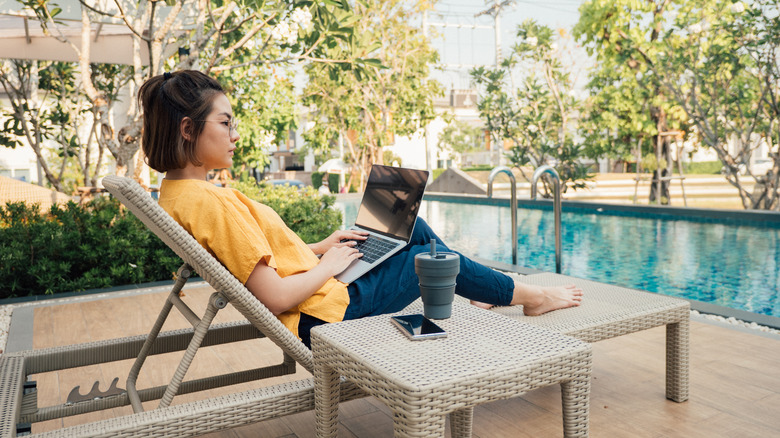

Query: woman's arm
(244, 245), (362, 315)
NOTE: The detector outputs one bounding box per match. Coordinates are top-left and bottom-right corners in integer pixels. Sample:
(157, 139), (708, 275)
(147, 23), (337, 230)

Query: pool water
(336, 199), (780, 318)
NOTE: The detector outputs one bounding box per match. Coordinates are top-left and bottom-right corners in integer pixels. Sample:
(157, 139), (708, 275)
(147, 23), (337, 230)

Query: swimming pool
(336, 196), (780, 319)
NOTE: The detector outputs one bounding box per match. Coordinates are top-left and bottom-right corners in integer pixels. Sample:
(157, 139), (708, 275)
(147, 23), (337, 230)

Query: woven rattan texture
(312, 303), (592, 437)
(0, 356), (24, 437)
(31, 379), (365, 438)
(491, 272), (690, 402)
(492, 273), (690, 341)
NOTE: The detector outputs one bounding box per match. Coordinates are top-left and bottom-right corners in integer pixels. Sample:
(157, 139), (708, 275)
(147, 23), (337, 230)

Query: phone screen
(391, 314), (447, 340)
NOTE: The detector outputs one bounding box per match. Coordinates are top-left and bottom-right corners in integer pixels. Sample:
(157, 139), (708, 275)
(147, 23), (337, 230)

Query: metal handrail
(531, 165), (563, 274)
(487, 166), (517, 265)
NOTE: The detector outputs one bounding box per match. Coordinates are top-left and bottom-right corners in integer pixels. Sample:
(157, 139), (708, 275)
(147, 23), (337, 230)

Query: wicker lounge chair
(491, 273), (690, 402)
(0, 175), (366, 437)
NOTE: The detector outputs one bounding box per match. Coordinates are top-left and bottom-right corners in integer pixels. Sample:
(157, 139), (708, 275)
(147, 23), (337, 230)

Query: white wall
(386, 105), (482, 171)
(0, 145), (39, 182)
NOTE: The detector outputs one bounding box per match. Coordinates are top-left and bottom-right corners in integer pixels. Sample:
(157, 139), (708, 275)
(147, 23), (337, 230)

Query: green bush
(327, 173), (340, 193)
(311, 171), (340, 193)
(682, 160), (722, 174)
(230, 179), (343, 244)
(311, 171), (325, 189)
(463, 164), (494, 171)
(0, 181), (344, 299)
(0, 199), (181, 298)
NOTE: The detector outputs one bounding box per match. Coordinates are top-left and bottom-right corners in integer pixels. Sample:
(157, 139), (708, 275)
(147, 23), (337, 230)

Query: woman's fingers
(341, 230), (368, 240)
(336, 230), (368, 247)
(321, 245), (363, 275)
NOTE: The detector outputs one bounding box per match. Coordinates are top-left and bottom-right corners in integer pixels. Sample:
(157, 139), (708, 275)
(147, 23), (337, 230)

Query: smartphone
(390, 314), (447, 340)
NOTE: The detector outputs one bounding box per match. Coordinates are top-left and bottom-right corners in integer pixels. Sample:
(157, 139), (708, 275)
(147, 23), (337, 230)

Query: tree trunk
(649, 107), (671, 204)
(114, 121), (142, 177)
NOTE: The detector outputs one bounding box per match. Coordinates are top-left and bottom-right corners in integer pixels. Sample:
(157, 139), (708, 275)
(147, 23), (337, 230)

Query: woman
(139, 70), (583, 347)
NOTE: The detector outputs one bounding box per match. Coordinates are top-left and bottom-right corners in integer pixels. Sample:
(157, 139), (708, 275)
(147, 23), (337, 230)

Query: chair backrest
(102, 176), (315, 371)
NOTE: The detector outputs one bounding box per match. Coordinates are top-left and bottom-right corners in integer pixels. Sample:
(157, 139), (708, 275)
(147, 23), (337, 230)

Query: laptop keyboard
(352, 234), (401, 264)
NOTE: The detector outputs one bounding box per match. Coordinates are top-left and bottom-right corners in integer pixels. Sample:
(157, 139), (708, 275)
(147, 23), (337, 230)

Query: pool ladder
(487, 167), (518, 265)
(487, 165), (563, 273)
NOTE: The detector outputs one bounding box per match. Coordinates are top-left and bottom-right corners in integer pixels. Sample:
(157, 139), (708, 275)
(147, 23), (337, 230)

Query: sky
(429, 0), (588, 89)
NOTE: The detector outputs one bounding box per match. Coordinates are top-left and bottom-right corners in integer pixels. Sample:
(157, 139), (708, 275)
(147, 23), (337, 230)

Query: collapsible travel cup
(414, 240), (460, 319)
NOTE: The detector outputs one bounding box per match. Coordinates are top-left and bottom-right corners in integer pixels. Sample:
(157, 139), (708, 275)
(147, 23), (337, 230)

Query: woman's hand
(309, 229), (368, 255)
(318, 245), (363, 277)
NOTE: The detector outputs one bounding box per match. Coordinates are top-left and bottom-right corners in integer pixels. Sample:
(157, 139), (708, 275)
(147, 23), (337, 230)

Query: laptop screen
(354, 165), (429, 240)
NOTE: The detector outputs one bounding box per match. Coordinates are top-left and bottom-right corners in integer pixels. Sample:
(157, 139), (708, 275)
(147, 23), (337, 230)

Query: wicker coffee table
(311, 303), (593, 437)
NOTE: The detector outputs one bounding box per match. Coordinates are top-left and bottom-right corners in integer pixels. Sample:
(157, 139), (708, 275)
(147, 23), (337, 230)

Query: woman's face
(194, 93), (239, 171)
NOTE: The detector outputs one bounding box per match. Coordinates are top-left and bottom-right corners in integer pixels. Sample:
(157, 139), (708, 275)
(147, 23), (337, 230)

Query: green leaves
(230, 178), (343, 244)
(438, 120), (485, 155)
(575, 0), (780, 209)
(471, 19), (592, 193)
(0, 199), (181, 298)
(303, 0), (442, 179)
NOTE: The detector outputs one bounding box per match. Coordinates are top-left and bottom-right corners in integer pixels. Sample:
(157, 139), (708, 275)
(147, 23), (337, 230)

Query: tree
(574, 0), (690, 204)
(655, 0), (779, 209)
(575, 0), (780, 210)
(437, 119), (485, 162)
(0, 60), (130, 192)
(471, 19), (591, 195)
(302, 0), (443, 189)
(1, 0), (368, 190)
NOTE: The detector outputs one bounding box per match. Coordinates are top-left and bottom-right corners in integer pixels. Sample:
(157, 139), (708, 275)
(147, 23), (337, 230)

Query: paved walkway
(461, 171), (749, 209)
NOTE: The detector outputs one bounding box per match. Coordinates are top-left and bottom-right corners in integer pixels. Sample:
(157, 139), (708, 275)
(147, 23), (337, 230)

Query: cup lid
(415, 251), (460, 267)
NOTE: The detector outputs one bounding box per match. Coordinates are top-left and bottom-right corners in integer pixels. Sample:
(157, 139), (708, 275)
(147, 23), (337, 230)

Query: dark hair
(139, 70), (224, 172)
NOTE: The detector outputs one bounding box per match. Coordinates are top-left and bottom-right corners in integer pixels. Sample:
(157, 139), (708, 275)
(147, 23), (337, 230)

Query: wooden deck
(22, 282), (780, 437)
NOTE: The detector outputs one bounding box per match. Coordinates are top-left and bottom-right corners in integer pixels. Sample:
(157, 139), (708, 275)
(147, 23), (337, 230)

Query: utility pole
(422, 10), (433, 181)
(476, 0), (515, 67)
(476, 0), (515, 165)
(422, 2), (515, 169)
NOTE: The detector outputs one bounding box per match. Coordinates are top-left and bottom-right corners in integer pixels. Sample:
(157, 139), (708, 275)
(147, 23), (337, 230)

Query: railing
(487, 166), (518, 265)
(531, 165), (563, 274)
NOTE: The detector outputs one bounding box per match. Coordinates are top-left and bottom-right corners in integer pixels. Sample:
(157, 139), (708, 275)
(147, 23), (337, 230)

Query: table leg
(314, 362), (340, 438)
(392, 411), (446, 438)
(561, 355), (592, 438)
(449, 407), (474, 438)
(666, 318), (690, 402)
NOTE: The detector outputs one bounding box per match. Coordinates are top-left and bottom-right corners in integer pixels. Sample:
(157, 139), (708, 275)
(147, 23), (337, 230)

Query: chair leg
(561, 376), (590, 438)
(666, 318), (690, 402)
(561, 348), (592, 438)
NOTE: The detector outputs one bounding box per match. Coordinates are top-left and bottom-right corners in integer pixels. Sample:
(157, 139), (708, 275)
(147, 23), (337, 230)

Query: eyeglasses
(198, 118), (239, 135)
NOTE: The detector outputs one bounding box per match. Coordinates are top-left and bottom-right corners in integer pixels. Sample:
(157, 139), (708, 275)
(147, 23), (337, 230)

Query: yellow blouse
(158, 178), (349, 338)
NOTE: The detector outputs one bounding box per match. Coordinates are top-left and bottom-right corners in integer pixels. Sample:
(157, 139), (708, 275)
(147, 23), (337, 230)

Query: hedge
(0, 183), (342, 298)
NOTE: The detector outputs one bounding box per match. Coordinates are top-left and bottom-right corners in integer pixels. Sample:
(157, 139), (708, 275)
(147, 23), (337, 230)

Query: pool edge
(424, 191), (780, 228)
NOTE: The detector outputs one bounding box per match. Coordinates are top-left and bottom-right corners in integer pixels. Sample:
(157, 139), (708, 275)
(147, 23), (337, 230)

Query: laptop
(335, 165), (429, 284)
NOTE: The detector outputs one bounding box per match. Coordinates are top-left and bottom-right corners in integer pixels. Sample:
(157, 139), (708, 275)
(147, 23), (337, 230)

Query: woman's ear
(180, 117), (194, 142)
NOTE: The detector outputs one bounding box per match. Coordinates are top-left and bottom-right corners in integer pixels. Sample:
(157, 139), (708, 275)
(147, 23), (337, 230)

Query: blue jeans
(299, 218), (515, 347)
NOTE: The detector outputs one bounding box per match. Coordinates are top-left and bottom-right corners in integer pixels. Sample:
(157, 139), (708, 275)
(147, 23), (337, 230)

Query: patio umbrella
(318, 158), (351, 174)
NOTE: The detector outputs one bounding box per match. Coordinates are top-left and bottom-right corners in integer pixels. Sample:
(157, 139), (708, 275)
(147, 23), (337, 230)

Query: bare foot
(470, 300), (494, 310)
(522, 284), (583, 316)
